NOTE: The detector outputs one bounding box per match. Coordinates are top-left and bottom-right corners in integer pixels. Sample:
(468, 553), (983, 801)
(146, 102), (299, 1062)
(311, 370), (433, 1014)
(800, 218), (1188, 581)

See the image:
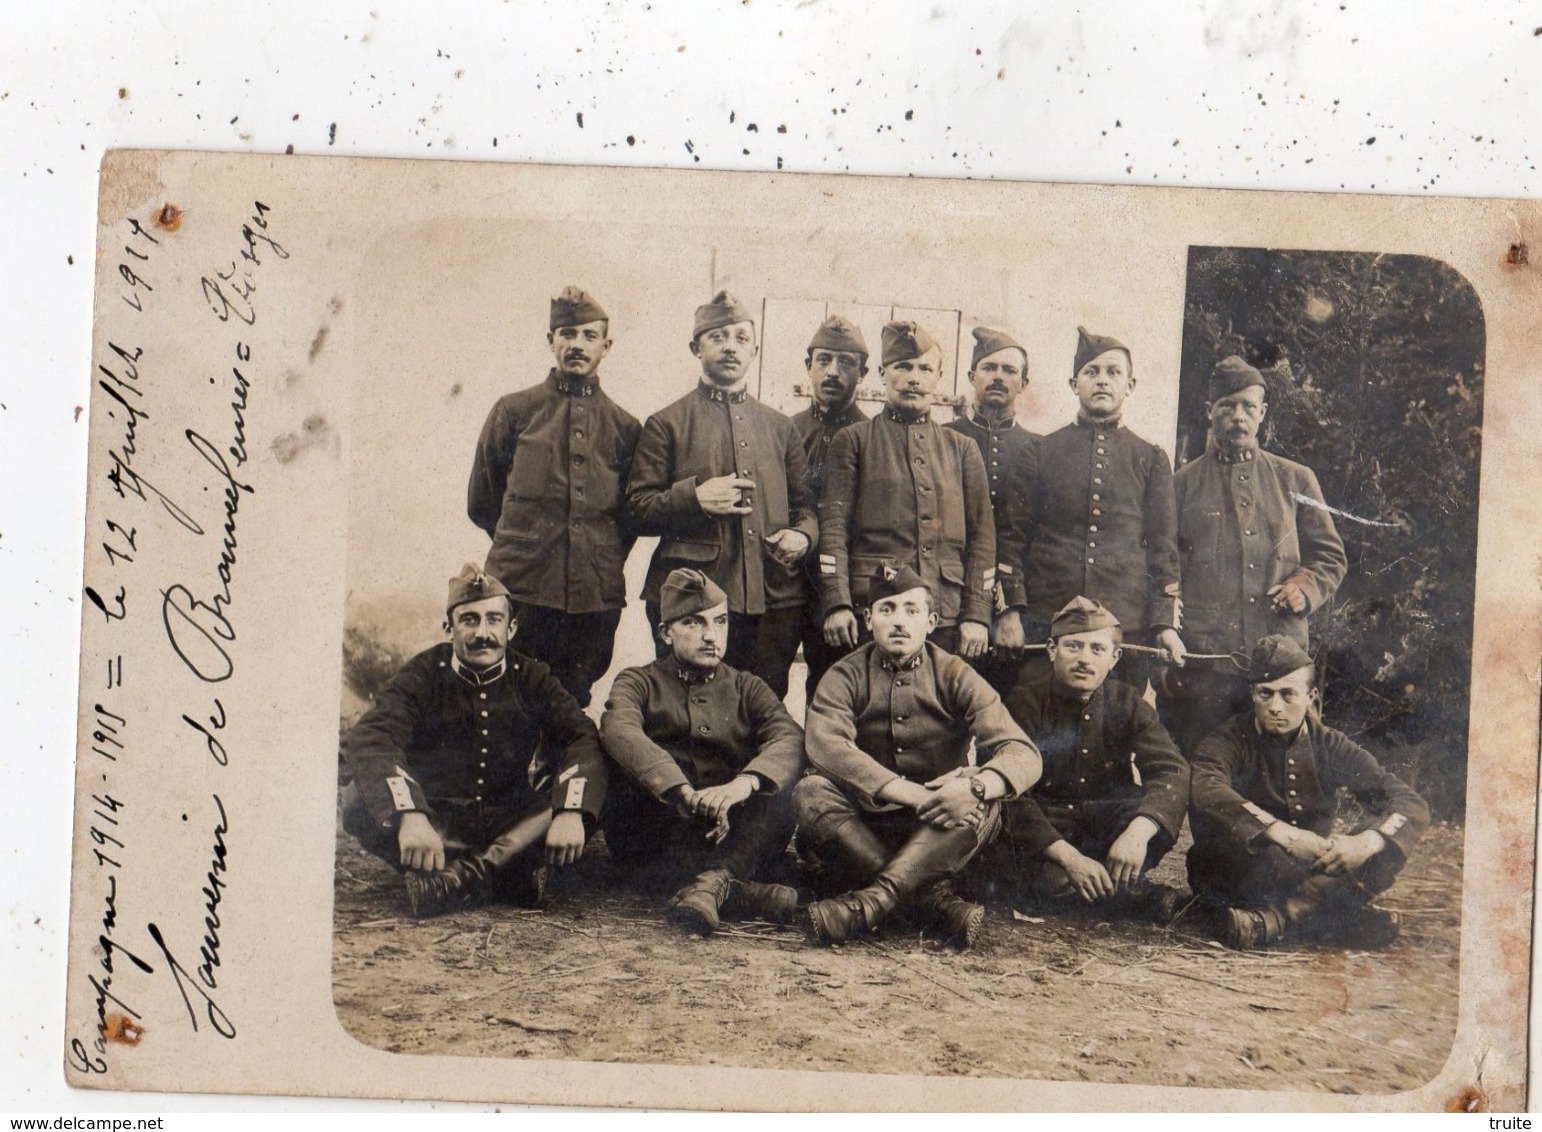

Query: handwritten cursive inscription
(146, 795), (235, 1039)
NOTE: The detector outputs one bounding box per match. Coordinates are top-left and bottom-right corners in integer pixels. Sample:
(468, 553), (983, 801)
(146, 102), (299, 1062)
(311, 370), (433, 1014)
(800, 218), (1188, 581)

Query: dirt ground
(332, 814), (1463, 1097)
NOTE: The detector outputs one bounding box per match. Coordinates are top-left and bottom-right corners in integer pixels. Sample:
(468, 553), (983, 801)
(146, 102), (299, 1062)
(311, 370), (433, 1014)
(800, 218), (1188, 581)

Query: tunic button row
(823, 434), (832, 443)
(1092, 493), (1102, 502)
(699, 725), (711, 734)
(479, 693), (487, 700)
(480, 710), (489, 718)
(1089, 524), (1099, 533)
(1095, 463), (1105, 471)
(1093, 477), (1103, 485)
(481, 729), (489, 736)
(574, 429), (585, 440)
(573, 453), (586, 465)
(740, 441), (748, 448)
(1096, 447), (1106, 455)
(1088, 541), (1097, 549)
(1087, 557), (1095, 565)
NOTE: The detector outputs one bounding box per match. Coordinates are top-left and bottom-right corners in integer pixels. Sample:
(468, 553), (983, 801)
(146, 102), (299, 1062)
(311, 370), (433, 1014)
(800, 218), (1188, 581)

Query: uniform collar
(970, 409), (1018, 432)
(450, 653), (509, 686)
(810, 399), (860, 425)
(698, 380), (749, 404)
(1075, 412), (1122, 432)
(1214, 443), (1259, 464)
(884, 405), (931, 425)
(547, 368), (598, 397)
(674, 661), (722, 685)
(880, 647), (926, 672)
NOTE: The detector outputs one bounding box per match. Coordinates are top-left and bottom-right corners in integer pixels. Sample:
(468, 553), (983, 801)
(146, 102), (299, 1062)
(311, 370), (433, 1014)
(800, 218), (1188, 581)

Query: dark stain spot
(153, 203), (182, 232)
(1504, 242), (1529, 267)
(285, 144), (295, 155)
(328, 122), (338, 146)
(74, 406), (83, 422)
(1446, 1087), (1486, 1113)
(309, 325), (329, 361)
(905, 109), (914, 121)
(101, 1013), (144, 1045)
(328, 296), (344, 316)
(576, 111), (584, 128)
(1365, 136), (1376, 145)
(626, 135), (635, 146)
(67, 255), (73, 265)
(272, 416), (333, 464)
(117, 87), (128, 100)
(449, 383), (463, 397)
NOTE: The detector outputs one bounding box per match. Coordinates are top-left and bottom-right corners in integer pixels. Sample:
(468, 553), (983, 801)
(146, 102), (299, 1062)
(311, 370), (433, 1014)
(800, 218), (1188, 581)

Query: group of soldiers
(342, 286), (1430, 953)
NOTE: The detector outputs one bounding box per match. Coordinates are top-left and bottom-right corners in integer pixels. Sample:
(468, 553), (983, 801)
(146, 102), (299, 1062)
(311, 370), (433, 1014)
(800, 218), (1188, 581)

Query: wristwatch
(968, 775), (989, 802)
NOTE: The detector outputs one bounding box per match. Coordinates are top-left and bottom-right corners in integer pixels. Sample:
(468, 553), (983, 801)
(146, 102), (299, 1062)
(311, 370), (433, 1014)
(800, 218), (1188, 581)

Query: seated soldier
(796, 563), (1043, 947)
(599, 568), (806, 935)
(342, 565), (605, 918)
(988, 597), (1190, 922)
(1187, 634), (1430, 950)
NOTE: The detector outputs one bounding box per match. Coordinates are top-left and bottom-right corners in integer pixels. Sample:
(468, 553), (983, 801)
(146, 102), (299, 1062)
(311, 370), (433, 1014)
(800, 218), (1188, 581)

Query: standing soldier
(467, 286), (641, 708)
(789, 315), (870, 701)
(626, 291), (818, 699)
(1163, 356), (1348, 753)
(998, 327), (1183, 687)
(818, 320), (996, 661)
(945, 326), (1039, 687)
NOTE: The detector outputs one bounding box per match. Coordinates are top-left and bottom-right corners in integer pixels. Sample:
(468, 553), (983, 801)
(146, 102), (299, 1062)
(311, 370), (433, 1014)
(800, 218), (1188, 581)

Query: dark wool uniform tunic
(805, 642), (1041, 805)
(626, 383), (818, 615)
(1174, 445), (1347, 654)
(1000, 673), (1190, 855)
(467, 371), (641, 614)
(599, 657), (806, 799)
(945, 412), (1039, 608)
(1188, 713), (1428, 869)
(791, 400), (868, 504)
(817, 410), (997, 628)
(999, 418), (1180, 633)
(345, 643), (607, 830)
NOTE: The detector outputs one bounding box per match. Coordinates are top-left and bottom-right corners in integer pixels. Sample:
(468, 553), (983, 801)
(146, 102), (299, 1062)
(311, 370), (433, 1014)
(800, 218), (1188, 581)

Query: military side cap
(1209, 354), (1268, 400)
(808, 314), (868, 358)
(1248, 634), (1315, 683)
(970, 325), (1026, 371)
(447, 563), (512, 615)
(1072, 325), (1131, 375)
(692, 290), (755, 340)
(1050, 595), (1121, 638)
(550, 285), (608, 330)
(880, 320), (939, 366)
(867, 561), (931, 604)
(659, 567), (729, 623)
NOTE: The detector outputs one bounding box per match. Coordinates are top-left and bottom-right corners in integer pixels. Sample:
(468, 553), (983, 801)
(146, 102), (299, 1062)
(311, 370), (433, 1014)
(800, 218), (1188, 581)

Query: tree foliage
(1180, 248), (1484, 816)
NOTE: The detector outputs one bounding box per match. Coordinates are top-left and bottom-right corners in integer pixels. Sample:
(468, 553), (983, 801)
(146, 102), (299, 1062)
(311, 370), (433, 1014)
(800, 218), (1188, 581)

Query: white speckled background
(4, 0), (1539, 1117)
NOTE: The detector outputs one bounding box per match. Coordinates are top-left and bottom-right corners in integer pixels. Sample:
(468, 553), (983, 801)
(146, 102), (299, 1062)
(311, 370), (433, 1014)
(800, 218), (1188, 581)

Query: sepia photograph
(63, 151), (1535, 1111)
(331, 209), (1478, 1094)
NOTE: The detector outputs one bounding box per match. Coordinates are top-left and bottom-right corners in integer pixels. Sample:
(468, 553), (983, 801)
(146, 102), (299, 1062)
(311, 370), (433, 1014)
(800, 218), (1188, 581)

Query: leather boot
(1220, 903), (1289, 950)
(807, 880), (901, 944)
(403, 856), (497, 918)
(809, 822), (978, 944)
(723, 879), (803, 925)
(1109, 880), (1187, 926)
(805, 814), (891, 894)
(1280, 874), (1362, 938)
(669, 868), (734, 934)
(917, 880), (986, 947)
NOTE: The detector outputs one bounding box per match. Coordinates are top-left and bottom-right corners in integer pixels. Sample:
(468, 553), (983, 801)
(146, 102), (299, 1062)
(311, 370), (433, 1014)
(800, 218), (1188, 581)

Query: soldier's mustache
(468, 637), (500, 651)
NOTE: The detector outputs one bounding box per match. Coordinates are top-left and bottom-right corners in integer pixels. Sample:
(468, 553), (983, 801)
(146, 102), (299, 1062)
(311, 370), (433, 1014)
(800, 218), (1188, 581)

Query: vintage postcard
(66, 151), (1539, 1110)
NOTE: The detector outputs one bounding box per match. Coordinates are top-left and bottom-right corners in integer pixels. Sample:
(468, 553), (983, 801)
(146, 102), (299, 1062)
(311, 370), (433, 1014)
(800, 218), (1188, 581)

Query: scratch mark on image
(1294, 492), (1399, 528)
